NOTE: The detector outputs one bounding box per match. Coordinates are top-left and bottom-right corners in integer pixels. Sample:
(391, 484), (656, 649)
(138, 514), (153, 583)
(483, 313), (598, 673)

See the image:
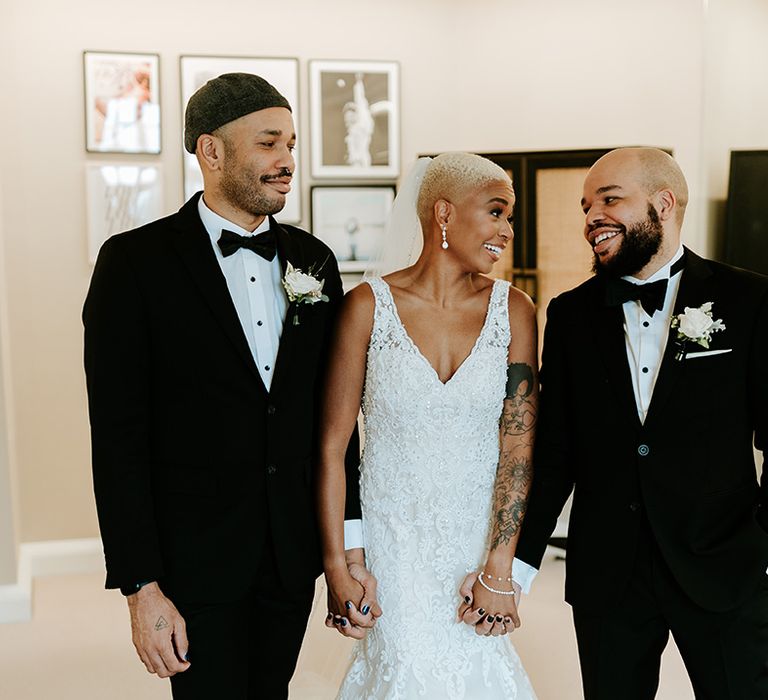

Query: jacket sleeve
(515, 296), (576, 569)
(83, 236), (164, 589)
(750, 285), (768, 531)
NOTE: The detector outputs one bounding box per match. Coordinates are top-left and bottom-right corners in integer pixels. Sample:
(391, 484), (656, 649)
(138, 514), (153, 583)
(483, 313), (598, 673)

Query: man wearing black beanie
(83, 72), (375, 698)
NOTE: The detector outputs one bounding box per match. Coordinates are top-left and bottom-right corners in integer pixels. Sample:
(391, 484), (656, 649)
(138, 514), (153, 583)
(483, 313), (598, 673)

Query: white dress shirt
(197, 197), (287, 391)
(513, 246), (686, 593)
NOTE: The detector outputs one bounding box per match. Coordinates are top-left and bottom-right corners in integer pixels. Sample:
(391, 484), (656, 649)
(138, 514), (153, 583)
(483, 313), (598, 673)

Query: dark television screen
(724, 150), (768, 276)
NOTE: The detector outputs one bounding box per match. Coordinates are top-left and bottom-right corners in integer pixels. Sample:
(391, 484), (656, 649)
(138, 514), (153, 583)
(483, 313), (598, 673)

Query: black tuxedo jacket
(83, 193), (360, 602)
(516, 249), (768, 613)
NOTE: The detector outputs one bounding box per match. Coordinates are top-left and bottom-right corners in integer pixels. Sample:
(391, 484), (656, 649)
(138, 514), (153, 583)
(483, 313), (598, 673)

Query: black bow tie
(604, 253), (686, 317)
(605, 277), (669, 316)
(217, 228), (277, 261)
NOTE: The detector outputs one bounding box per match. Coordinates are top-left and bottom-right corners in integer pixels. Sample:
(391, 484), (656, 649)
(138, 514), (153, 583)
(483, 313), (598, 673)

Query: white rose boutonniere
(670, 301), (725, 360)
(282, 261), (329, 325)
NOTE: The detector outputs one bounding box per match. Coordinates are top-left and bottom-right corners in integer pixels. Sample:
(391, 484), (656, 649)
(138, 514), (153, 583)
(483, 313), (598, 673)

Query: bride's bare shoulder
(342, 280), (375, 313)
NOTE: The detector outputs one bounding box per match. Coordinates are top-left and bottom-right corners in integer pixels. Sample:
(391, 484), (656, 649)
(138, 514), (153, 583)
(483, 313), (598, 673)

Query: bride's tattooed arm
(458, 293), (537, 633)
(491, 361), (538, 549)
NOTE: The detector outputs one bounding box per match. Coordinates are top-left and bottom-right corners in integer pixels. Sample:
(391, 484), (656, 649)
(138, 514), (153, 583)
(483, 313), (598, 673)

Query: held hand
(126, 582), (190, 678)
(457, 571), (522, 636)
(469, 574), (522, 635)
(347, 561), (383, 620)
(324, 570), (367, 640)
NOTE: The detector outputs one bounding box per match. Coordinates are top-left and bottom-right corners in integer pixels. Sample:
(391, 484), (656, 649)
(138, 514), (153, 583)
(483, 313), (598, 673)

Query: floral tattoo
(490, 362), (537, 551)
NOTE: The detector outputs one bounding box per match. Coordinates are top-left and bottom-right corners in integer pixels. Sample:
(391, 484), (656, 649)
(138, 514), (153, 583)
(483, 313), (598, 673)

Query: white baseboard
(0, 537), (103, 623)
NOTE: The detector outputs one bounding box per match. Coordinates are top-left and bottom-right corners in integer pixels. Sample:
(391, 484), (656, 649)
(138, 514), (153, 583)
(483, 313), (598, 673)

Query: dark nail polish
(495, 615), (503, 623)
(333, 616), (342, 624)
(326, 612), (333, 620)
(478, 608), (485, 616)
(362, 605), (370, 615)
(184, 653), (190, 662)
(464, 596), (471, 604)
(486, 615), (494, 623)
(341, 618), (348, 627)
(345, 600), (352, 609)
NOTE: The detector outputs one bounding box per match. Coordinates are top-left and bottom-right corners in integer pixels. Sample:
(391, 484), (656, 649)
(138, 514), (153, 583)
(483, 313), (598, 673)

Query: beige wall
(702, 0), (768, 253)
(0, 0), (758, 545)
(0, 189), (19, 585)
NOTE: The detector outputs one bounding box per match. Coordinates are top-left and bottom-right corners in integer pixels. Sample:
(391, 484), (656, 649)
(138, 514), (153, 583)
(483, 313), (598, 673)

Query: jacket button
(267, 405), (276, 415)
(266, 464), (277, 475)
(638, 444), (650, 457)
(629, 502), (641, 512)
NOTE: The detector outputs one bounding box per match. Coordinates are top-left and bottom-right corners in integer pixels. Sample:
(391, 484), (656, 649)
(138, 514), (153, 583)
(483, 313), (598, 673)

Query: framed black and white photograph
(180, 55), (301, 223)
(85, 163), (164, 263)
(309, 60), (399, 179)
(83, 51), (161, 154)
(311, 186), (395, 272)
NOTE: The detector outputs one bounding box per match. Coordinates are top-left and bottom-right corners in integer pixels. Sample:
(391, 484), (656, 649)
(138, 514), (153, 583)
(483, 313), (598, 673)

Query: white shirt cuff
(344, 519), (365, 550)
(512, 557), (538, 594)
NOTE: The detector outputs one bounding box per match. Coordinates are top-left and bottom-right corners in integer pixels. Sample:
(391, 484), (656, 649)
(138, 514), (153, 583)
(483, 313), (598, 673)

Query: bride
(317, 153), (539, 699)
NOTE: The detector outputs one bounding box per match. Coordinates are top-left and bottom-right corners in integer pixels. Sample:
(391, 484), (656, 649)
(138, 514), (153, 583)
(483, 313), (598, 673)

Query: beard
(592, 204), (663, 278)
(219, 146), (287, 218)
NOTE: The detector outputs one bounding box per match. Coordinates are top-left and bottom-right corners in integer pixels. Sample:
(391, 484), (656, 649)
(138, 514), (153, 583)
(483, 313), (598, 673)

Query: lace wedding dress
(337, 278), (537, 700)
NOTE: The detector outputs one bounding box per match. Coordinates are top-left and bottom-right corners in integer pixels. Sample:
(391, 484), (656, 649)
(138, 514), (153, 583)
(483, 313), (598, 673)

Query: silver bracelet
(478, 571), (516, 596)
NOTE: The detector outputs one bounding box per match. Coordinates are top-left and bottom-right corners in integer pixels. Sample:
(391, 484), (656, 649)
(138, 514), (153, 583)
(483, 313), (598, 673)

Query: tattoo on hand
(154, 616), (169, 631)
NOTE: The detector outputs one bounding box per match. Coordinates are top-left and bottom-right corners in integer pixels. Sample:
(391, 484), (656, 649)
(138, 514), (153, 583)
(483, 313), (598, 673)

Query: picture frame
(311, 185), (395, 272)
(83, 51), (161, 154)
(85, 163), (164, 263)
(179, 55), (301, 223)
(309, 60), (400, 179)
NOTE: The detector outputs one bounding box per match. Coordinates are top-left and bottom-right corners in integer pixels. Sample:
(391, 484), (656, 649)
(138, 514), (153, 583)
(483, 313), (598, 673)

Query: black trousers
(572, 521), (768, 700)
(169, 538), (316, 700)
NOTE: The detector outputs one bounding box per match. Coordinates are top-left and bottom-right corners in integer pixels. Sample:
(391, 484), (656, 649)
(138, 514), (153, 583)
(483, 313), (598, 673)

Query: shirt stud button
(250, 276), (256, 282)
(257, 320), (263, 326)
(643, 321), (650, 328)
(642, 367), (649, 374)
(264, 365), (271, 371)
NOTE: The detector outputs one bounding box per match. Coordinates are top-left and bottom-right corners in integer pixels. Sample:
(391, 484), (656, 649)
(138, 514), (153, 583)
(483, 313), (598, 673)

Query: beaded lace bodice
(337, 278), (537, 700)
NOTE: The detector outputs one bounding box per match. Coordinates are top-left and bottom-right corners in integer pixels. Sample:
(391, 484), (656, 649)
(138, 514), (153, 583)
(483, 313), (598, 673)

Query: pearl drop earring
(440, 223), (449, 250)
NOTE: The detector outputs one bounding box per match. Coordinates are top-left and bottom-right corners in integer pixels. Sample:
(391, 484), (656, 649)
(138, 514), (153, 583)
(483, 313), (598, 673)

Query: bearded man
(83, 73), (373, 699)
(515, 148), (768, 699)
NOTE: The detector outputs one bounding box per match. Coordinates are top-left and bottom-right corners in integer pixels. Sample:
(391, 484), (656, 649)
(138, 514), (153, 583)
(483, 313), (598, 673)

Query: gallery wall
(0, 0), (762, 559)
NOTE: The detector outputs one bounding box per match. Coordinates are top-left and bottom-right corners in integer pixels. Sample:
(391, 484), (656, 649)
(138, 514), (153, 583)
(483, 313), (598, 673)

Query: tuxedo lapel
(644, 248), (714, 428)
(591, 285), (642, 429)
(269, 218), (305, 396)
(170, 195), (265, 387)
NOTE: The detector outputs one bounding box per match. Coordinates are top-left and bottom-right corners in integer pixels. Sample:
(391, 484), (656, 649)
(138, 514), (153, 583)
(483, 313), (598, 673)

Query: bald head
(590, 148), (689, 227)
(417, 152), (511, 228)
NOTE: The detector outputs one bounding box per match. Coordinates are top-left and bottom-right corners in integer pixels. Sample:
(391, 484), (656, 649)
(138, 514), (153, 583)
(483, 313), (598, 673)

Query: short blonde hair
(416, 152), (511, 225)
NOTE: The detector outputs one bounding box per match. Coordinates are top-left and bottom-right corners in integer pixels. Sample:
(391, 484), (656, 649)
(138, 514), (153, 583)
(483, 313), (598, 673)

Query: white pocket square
(684, 348), (732, 359)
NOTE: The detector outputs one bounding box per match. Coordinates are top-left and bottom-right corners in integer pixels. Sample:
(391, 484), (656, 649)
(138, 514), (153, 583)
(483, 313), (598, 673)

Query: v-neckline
(379, 278), (499, 386)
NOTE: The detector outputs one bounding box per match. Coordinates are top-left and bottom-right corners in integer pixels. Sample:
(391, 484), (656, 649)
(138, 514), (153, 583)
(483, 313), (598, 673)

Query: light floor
(0, 555), (694, 699)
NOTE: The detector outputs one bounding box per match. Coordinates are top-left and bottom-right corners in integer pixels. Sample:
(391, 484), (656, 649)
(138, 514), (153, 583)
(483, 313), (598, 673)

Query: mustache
(261, 168), (293, 182)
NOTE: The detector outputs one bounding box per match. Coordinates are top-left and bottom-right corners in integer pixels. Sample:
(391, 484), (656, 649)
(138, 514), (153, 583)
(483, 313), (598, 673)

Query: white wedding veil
(363, 157), (432, 279)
